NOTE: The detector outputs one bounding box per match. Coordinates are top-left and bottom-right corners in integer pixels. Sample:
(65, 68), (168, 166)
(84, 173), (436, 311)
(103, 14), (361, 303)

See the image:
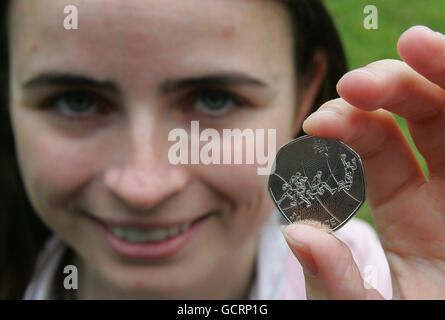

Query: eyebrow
(22, 71), (268, 95)
(22, 73), (120, 93)
(160, 72), (268, 94)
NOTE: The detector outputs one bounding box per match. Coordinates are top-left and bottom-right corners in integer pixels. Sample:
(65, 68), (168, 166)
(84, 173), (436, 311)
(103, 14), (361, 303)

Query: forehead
(10, 0), (294, 87)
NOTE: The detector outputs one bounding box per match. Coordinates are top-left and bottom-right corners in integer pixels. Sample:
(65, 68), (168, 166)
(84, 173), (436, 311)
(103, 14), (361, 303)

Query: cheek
(197, 162), (274, 238)
(15, 130), (101, 213)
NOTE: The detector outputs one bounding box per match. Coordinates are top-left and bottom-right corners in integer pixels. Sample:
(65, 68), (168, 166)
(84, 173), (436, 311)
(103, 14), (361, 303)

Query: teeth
(180, 222), (191, 232)
(109, 222), (192, 243)
(168, 226), (179, 237)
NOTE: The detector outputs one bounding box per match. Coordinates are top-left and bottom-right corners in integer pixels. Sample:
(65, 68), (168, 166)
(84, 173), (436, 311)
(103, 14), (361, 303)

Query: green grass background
(322, 0), (445, 227)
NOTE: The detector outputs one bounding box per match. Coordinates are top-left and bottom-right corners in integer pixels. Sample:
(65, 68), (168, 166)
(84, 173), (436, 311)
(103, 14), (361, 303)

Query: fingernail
(411, 25), (433, 32)
(315, 103), (344, 116)
(410, 25), (445, 41)
(339, 68), (380, 83)
(302, 106), (342, 132)
(281, 226), (319, 278)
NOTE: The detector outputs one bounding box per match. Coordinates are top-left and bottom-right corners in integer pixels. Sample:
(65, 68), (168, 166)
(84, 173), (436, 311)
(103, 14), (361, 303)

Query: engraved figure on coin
(269, 136), (365, 231)
(336, 153), (357, 192)
(277, 172), (311, 208)
(277, 182), (294, 205)
(291, 173), (311, 207)
(313, 138), (329, 157)
(275, 152), (358, 210)
(307, 170), (337, 199)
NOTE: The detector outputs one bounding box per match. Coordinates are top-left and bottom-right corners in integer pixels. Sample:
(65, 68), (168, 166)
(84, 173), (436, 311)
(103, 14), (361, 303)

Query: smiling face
(9, 0), (311, 298)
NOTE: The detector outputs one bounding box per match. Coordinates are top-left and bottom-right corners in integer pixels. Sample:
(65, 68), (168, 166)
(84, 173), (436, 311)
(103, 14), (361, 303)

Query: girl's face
(9, 0), (317, 298)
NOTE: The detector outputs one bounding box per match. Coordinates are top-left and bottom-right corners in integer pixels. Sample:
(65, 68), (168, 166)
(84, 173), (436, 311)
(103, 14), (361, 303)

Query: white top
(23, 211), (392, 300)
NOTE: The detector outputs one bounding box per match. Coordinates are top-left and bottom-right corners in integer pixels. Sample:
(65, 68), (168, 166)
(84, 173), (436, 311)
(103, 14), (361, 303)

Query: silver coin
(268, 135), (365, 231)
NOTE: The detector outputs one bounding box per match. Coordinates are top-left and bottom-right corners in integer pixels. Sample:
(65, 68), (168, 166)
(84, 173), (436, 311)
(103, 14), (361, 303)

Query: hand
(282, 25), (445, 299)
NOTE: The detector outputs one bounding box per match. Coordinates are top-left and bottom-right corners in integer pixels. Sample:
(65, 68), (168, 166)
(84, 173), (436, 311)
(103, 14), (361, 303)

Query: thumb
(281, 222), (384, 300)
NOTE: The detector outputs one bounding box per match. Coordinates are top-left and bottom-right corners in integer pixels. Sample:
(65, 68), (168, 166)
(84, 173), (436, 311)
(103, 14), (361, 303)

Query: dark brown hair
(0, 1), (52, 300)
(0, 0), (347, 299)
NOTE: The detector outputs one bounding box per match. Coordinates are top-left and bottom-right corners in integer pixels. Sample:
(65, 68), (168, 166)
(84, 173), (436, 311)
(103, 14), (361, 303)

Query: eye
(193, 89), (244, 116)
(48, 91), (100, 117)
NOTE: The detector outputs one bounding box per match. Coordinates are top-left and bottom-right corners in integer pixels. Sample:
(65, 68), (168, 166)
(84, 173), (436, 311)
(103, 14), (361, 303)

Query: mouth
(83, 211), (215, 259)
(107, 221), (193, 243)
(103, 213), (212, 243)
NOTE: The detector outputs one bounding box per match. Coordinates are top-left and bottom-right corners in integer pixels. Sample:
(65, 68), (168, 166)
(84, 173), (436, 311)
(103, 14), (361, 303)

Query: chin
(90, 257), (205, 299)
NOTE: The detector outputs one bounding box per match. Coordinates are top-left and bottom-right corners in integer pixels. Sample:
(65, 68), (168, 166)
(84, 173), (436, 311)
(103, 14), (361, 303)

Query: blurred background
(323, 0), (445, 227)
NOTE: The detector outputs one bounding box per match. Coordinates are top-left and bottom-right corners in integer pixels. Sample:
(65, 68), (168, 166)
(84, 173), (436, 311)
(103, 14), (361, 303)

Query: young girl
(1, 0), (444, 300)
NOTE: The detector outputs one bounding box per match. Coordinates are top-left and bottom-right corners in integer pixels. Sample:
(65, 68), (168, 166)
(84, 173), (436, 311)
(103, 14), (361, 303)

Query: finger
(336, 59), (445, 121)
(398, 25), (445, 177)
(282, 223), (384, 300)
(398, 25), (445, 91)
(336, 58), (445, 177)
(302, 98), (426, 210)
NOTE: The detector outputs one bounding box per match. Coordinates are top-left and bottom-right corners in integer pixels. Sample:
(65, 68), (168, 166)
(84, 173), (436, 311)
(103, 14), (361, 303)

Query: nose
(103, 114), (190, 211)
